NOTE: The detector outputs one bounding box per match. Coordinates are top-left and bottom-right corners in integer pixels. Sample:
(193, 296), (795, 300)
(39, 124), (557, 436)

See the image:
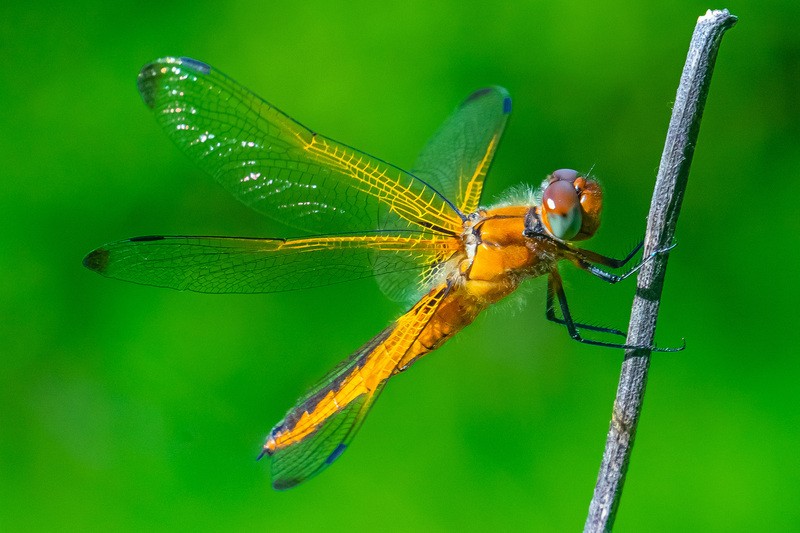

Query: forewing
(82, 233), (460, 294)
(412, 86), (511, 214)
(138, 57), (462, 235)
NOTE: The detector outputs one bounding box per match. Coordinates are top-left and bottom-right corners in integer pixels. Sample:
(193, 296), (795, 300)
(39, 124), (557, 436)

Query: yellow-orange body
(266, 205), (561, 454)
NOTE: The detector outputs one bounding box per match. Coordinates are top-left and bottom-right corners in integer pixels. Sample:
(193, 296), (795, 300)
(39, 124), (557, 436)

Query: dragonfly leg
(579, 240), (643, 269)
(576, 243), (676, 285)
(547, 269), (684, 352)
(545, 274), (627, 338)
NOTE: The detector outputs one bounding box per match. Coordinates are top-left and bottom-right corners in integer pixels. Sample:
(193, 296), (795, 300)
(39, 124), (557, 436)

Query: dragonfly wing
(263, 283), (450, 489)
(412, 86), (511, 214)
(82, 232), (460, 294)
(265, 335), (389, 490)
(138, 57), (462, 236)
(373, 243), (453, 303)
(373, 89), (509, 303)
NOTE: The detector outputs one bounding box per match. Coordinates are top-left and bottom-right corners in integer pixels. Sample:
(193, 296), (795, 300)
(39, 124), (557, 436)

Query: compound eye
(541, 179), (582, 240)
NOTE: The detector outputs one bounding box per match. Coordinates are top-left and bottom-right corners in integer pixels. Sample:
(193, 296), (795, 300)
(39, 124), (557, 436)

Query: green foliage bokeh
(2, 1), (798, 531)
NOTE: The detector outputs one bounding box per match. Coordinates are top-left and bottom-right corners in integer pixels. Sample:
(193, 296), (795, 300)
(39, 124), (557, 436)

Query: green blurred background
(2, 1), (797, 530)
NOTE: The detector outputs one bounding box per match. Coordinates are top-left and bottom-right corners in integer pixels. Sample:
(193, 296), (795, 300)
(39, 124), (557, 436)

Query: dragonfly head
(536, 169), (602, 241)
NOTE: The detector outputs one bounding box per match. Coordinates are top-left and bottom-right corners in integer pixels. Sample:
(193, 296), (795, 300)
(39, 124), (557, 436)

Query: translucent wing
(262, 283), (449, 489)
(82, 232), (460, 294)
(372, 87), (510, 302)
(138, 57), (463, 236)
(412, 86), (511, 214)
(264, 329), (391, 490)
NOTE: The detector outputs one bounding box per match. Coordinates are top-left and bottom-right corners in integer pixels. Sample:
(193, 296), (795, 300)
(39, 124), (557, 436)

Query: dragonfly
(84, 57), (678, 490)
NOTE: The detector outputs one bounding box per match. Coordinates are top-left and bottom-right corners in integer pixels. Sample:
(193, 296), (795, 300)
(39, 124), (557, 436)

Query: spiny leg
(547, 269), (683, 352)
(576, 243), (677, 284)
(578, 240), (643, 269)
(545, 274), (627, 338)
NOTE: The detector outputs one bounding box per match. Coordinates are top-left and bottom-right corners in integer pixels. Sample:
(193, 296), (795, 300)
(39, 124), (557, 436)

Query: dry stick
(584, 10), (737, 532)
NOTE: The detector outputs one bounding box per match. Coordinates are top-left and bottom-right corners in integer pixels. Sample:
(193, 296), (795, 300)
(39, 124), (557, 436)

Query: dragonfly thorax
(456, 205), (546, 294)
(460, 210), (486, 264)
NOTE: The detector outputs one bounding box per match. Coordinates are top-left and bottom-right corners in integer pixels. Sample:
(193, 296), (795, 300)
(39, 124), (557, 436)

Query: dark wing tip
(129, 235), (165, 242)
(83, 248), (109, 273)
(503, 95), (512, 114)
(177, 57), (211, 74)
(136, 57), (211, 109)
(462, 86), (512, 114)
(325, 443), (347, 465)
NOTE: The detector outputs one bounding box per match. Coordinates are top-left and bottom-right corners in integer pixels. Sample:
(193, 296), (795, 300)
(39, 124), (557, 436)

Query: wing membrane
(412, 86), (511, 214)
(137, 57), (463, 236)
(83, 233), (460, 294)
(263, 284), (449, 489)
